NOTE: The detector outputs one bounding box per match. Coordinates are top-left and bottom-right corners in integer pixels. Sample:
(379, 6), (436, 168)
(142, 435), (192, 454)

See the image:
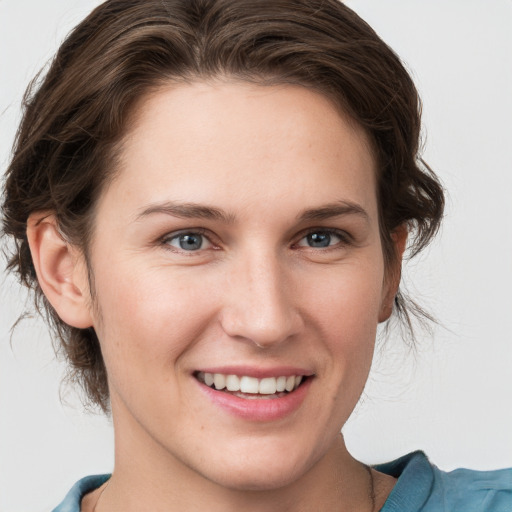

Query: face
(85, 82), (395, 490)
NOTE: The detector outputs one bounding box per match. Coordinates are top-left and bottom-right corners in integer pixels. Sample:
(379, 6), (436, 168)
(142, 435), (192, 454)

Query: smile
(196, 372), (304, 398)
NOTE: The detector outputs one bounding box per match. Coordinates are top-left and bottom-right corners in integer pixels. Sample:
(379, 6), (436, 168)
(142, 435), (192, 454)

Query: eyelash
(159, 227), (353, 254)
(294, 228), (353, 250)
(160, 228), (216, 253)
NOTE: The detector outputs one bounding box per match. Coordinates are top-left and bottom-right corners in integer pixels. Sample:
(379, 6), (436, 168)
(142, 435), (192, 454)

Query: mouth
(195, 371), (308, 400)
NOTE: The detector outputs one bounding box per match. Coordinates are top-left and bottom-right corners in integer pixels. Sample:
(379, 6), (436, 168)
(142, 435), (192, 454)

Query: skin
(28, 82), (403, 511)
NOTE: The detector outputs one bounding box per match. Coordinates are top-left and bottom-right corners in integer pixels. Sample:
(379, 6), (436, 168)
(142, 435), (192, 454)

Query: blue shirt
(376, 452), (511, 511)
(52, 452), (512, 511)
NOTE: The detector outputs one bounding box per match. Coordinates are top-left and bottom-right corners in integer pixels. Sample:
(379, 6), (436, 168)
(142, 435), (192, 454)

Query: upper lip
(194, 366), (314, 379)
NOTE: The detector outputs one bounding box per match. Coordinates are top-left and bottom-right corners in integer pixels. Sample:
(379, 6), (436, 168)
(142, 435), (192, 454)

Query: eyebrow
(135, 201), (236, 223)
(297, 201), (370, 223)
(135, 200), (369, 224)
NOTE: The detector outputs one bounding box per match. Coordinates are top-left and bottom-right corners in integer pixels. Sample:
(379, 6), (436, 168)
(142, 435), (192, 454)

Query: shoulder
(439, 465), (512, 510)
(376, 451), (512, 512)
(52, 474), (110, 512)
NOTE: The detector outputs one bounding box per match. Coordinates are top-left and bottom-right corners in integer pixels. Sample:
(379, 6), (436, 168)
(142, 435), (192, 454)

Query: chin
(195, 438), (318, 492)
(213, 464), (307, 492)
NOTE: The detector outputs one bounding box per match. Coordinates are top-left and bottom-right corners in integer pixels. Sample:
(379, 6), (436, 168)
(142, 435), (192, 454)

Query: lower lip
(196, 378), (312, 422)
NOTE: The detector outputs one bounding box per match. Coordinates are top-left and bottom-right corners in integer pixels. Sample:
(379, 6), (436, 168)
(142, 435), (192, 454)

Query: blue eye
(298, 230), (343, 248)
(166, 232), (210, 251)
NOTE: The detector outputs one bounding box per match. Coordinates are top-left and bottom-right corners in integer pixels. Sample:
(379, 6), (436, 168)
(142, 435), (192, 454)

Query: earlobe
(27, 212), (93, 329)
(379, 224), (408, 323)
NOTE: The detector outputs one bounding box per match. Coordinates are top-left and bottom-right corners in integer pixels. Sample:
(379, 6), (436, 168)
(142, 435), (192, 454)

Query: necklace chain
(366, 465), (376, 512)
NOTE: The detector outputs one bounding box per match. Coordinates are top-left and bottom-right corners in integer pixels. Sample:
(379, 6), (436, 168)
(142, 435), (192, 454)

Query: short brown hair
(2, 0), (444, 412)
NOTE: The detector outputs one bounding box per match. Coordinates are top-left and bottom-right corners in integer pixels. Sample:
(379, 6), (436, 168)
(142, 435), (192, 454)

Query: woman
(1, 1), (510, 511)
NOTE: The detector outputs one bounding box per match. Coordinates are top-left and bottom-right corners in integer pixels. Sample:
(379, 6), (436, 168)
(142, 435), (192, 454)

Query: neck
(95, 396), (378, 512)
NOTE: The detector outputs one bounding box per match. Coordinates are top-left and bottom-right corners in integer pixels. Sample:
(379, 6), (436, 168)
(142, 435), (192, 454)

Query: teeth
(240, 376), (259, 394)
(198, 372), (305, 395)
(276, 376), (286, 392)
(204, 373), (214, 387)
(226, 374), (240, 391)
(259, 377), (277, 395)
(213, 373), (226, 390)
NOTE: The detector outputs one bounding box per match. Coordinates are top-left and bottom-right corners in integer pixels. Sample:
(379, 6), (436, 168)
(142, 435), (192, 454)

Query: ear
(379, 224), (408, 323)
(27, 212), (93, 329)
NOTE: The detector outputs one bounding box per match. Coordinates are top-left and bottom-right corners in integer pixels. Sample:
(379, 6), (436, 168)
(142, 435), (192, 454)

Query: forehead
(99, 81), (377, 222)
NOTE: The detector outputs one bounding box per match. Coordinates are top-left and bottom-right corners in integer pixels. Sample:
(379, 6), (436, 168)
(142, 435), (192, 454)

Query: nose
(220, 250), (303, 348)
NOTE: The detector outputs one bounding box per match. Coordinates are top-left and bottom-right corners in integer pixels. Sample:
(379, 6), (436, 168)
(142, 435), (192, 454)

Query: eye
(297, 230), (345, 248)
(164, 231), (213, 251)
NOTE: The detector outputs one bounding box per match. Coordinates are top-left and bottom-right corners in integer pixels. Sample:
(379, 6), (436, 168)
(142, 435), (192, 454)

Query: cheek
(90, 263), (221, 380)
(307, 258), (384, 332)
(306, 258), (384, 381)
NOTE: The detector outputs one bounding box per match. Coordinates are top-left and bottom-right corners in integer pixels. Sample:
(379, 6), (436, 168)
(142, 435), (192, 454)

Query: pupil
(308, 232), (330, 247)
(179, 234), (202, 250)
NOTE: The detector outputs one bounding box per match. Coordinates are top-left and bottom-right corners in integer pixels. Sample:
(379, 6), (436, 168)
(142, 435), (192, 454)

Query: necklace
(365, 465), (376, 512)
(92, 480), (110, 512)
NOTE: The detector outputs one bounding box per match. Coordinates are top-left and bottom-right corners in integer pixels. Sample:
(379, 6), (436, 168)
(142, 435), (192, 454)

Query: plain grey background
(1, 1), (511, 511)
